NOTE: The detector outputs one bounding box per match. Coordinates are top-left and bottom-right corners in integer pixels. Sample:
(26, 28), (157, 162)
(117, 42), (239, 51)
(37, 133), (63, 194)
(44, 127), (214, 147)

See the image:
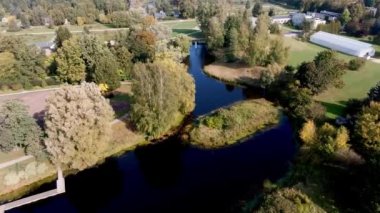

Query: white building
(271, 15), (291, 24)
(291, 13), (313, 27)
(311, 18), (326, 29)
(310, 31), (376, 58)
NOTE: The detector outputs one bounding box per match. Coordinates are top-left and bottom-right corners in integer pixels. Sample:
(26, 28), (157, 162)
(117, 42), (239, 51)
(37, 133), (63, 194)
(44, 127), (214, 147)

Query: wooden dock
(0, 168), (65, 213)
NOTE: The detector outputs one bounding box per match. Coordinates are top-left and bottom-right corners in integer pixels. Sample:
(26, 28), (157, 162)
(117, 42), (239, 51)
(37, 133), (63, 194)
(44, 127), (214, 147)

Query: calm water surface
(10, 45), (296, 213)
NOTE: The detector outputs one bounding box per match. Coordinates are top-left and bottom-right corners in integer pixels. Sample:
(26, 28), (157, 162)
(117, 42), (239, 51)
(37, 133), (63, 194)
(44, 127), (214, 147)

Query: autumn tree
(56, 38), (86, 83)
(55, 26), (72, 48)
(207, 17), (225, 50)
(44, 83), (115, 170)
(179, 0), (198, 18)
(130, 58), (195, 138)
(354, 102), (380, 154)
(0, 101), (44, 158)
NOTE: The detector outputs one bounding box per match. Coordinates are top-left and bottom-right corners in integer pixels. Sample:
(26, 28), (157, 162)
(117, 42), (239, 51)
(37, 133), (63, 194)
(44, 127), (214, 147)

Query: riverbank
(183, 99), (280, 149)
(204, 62), (264, 87)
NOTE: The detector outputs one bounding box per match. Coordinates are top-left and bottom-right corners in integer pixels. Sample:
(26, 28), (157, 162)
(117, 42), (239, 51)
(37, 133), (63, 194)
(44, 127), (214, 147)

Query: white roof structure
(310, 31), (376, 58)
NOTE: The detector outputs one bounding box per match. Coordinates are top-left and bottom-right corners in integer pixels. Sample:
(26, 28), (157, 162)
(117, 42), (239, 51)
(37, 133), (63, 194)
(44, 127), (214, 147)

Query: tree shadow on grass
(319, 101), (347, 119)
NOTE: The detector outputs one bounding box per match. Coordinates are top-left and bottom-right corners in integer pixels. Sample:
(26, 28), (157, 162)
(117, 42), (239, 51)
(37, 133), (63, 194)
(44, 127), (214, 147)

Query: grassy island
(204, 62), (263, 87)
(185, 99), (280, 149)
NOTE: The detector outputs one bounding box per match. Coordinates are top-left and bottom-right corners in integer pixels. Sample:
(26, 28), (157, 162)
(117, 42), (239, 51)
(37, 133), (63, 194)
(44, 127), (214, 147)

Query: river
(9, 44), (296, 213)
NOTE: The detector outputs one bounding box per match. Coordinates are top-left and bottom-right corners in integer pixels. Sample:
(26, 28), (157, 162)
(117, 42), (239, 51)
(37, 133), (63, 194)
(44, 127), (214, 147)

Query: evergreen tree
(55, 26), (72, 48)
(252, 2), (263, 17)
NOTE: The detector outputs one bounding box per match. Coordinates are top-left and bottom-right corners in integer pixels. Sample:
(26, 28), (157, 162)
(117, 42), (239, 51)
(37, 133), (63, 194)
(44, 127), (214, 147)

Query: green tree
(340, 8), (351, 25)
(112, 46), (133, 80)
(225, 28), (239, 62)
(252, 2), (263, 17)
(269, 7), (276, 16)
(247, 13), (270, 66)
(44, 82), (114, 170)
(93, 50), (121, 91)
(354, 102), (380, 153)
(245, 0), (251, 9)
(0, 101), (43, 156)
(55, 26), (72, 48)
(207, 16), (225, 50)
(130, 58), (195, 138)
(179, 0), (198, 18)
(368, 82), (380, 102)
(56, 38), (86, 83)
(296, 51), (345, 94)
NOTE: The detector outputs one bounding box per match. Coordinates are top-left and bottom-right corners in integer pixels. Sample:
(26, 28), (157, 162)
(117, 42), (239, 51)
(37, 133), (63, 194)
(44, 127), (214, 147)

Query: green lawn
(162, 20), (204, 39)
(285, 37), (380, 118)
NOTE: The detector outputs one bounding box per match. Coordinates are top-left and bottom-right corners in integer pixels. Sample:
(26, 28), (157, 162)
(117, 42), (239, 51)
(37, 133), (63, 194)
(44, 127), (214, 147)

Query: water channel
(10, 44), (296, 213)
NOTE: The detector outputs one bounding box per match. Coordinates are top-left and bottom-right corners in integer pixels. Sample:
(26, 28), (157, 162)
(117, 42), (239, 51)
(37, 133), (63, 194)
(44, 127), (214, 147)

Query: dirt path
(0, 156), (33, 170)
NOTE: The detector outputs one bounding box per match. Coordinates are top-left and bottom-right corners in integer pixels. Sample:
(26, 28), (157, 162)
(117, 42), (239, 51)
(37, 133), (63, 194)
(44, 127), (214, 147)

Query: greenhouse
(310, 31), (376, 58)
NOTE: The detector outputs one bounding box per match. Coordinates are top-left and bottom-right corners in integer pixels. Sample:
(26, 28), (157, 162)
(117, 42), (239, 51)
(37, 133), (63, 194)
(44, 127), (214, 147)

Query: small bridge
(0, 168), (65, 213)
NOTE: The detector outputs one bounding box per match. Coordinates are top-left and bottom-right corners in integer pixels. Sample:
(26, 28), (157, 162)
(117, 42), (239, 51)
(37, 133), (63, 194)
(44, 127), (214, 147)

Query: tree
(56, 38), (86, 83)
(55, 26), (72, 48)
(296, 51), (345, 94)
(252, 2), (263, 17)
(245, 0), (251, 9)
(247, 13), (270, 66)
(44, 82), (114, 170)
(340, 8), (351, 25)
(225, 28), (239, 62)
(130, 58), (195, 138)
(179, 0), (198, 18)
(269, 7), (276, 17)
(257, 188), (325, 213)
(207, 16), (225, 50)
(0, 101), (43, 156)
(93, 50), (121, 91)
(20, 13), (30, 29)
(368, 82), (380, 102)
(300, 120), (317, 144)
(7, 17), (20, 32)
(112, 46), (133, 80)
(354, 102), (380, 153)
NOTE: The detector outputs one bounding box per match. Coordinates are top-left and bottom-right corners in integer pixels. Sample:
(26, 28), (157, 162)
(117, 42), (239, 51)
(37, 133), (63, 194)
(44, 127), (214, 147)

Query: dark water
(10, 45), (296, 213)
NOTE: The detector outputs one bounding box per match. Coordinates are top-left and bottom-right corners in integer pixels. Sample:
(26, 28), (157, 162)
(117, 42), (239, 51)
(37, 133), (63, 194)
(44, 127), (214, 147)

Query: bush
(348, 58), (366, 71)
(9, 83), (23, 90)
(202, 113), (225, 129)
(45, 76), (61, 86)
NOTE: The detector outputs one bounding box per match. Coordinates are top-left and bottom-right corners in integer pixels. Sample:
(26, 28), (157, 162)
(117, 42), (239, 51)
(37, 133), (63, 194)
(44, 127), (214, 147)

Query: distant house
(34, 41), (56, 56)
(271, 15), (291, 24)
(320, 10), (340, 21)
(310, 31), (375, 58)
(155, 10), (166, 20)
(292, 13), (312, 27)
(1, 17), (8, 24)
(311, 18), (326, 29)
(366, 7), (378, 16)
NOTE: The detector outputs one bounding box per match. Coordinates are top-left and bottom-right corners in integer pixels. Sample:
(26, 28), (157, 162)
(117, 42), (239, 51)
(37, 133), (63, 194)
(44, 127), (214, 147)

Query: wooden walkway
(0, 169), (65, 213)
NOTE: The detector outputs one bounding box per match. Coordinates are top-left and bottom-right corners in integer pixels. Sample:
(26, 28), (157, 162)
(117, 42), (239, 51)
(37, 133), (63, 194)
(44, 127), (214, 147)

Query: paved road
(0, 82), (132, 117)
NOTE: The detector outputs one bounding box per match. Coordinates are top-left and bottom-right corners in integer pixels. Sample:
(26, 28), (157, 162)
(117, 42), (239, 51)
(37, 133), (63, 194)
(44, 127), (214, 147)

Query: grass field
(285, 37), (380, 118)
(162, 19), (204, 39)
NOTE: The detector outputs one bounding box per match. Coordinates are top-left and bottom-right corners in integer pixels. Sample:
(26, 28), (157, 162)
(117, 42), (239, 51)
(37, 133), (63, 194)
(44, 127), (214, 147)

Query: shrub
(202, 113), (225, 129)
(348, 58), (366, 71)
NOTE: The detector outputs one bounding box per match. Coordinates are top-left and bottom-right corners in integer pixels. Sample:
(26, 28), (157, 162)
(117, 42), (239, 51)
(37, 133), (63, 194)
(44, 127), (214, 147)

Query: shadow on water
(9, 44), (296, 213)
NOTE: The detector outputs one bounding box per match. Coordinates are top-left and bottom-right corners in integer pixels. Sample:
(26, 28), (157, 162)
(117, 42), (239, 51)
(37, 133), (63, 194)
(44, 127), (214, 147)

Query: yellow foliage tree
(300, 120), (317, 145)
